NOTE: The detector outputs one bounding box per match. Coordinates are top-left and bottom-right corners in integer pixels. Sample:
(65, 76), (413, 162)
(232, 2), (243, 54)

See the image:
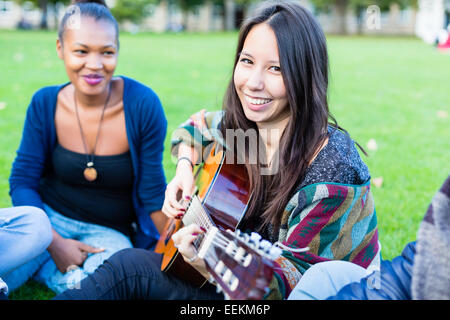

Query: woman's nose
(85, 53), (102, 69)
(246, 69), (264, 91)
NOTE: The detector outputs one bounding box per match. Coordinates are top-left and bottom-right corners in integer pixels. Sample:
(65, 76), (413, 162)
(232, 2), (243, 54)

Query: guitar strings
(189, 199), (213, 250)
(187, 199), (259, 255)
(188, 198), (288, 257)
(189, 210), (232, 252)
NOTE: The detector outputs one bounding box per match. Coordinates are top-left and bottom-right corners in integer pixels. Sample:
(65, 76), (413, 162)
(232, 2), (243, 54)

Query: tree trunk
(224, 0), (236, 31)
(39, 0), (48, 29)
(202, 1), (213, 32)
(181, 9), (188, 30)
(335, 0), (348, 35)
(53, 3), (60, 31)
(356, 5), (365, 35)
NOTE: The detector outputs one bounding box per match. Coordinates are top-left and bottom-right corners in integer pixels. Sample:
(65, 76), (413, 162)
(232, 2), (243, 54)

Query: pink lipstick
(83, 74), (104, 86)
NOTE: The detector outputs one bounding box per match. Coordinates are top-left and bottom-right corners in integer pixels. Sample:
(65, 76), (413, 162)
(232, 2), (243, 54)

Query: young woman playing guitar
(56, 0), (381, 300)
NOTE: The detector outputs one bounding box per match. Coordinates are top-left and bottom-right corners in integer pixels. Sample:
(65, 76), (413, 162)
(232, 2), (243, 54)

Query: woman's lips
(244, 94), (273, 111)
(83, 75), (104, 86)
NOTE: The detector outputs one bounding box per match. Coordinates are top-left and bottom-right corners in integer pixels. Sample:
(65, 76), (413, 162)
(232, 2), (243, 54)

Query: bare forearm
(47, 228), (64, 252)
(177, 143), (199, 165)
(150, 210), (168, 235)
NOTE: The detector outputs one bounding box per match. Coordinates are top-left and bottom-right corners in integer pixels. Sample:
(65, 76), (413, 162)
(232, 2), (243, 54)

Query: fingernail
(199, 226), (206, 232)
(185, 195), (191, 200)
(180, 208), (186, 212)
(192, 233), (200, 236)
(175, 214), (184, 219)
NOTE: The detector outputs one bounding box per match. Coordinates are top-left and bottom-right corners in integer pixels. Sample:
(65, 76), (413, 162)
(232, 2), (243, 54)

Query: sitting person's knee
(24, 206), (52, 248)
(6, 206), (52, 250)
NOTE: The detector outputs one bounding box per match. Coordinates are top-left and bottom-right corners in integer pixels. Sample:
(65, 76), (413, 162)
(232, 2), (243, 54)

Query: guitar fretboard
(182, 195), (215, 250)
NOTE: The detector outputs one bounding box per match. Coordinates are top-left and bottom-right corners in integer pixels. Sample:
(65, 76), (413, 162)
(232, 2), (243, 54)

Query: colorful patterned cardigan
(171, 110), (381, 300)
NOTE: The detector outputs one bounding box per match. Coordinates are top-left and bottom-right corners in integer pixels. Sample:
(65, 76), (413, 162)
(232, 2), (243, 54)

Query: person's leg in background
(3, 204), (133, 295)
(34, 203), (133, 294)
(0, 206), (53, 298)
(288, 260), (369, 300)
(54, 248), (224, 300)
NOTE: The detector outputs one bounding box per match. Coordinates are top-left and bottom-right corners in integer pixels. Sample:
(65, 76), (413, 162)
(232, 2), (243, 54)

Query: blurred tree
(15, 0), (159, 29)
(310, 0), (417, 34)
(169, 0), (255, 31)
(171, 0), (205, 29)
(110, 0), (157, 24)
(234, 0), (255, 28)
(176, 0), (205, 13)
(14, 0), (69, 29)
(234, 0), (255, 6)
(218, 0), (256, 30)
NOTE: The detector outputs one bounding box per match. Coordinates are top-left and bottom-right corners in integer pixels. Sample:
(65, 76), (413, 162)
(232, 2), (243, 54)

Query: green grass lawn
(0, 30), (449, 300)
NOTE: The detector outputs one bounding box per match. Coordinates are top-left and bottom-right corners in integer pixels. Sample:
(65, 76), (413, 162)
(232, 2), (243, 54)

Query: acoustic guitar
(154, 143), (281, 299)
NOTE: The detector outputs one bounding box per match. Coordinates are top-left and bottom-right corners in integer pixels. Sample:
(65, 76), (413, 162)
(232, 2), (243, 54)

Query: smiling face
(57, 16), (118, 97)
(233, 23), (290, 129)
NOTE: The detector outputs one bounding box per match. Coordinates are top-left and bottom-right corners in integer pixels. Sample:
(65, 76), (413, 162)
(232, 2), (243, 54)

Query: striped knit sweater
(171, 110), (381, 300)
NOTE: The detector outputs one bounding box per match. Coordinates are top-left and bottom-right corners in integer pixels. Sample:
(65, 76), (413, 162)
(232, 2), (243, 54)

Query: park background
(0, 0), (449, 299)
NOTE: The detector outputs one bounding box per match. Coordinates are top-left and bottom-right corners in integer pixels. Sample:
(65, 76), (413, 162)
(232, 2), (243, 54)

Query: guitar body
(154, 143), (251, 287)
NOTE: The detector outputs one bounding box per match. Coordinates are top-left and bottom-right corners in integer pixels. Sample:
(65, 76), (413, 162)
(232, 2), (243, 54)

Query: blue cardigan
(9, 76), (167, 249)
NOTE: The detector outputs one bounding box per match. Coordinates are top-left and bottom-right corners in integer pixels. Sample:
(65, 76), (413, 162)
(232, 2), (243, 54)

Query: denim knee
(23, 206), (53, 250)
(288, 261), (368, 300)
(0, 206), (52, 251)
(0, 206), (52, 278)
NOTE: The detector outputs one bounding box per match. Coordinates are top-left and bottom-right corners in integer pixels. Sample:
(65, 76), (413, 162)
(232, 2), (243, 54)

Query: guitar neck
(180, 196), (282, 300)
(182, 195), (215, 250)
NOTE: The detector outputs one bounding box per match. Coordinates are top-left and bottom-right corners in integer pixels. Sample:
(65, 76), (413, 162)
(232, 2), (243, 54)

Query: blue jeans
(55, 248), (224, 300)
(0, 206), (52, 296)
(3, 204), (133, 294)
(288, 260), (369, 300)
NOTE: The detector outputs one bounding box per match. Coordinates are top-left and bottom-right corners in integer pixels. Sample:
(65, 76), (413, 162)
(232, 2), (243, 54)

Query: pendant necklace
(74, 84), (112, 182)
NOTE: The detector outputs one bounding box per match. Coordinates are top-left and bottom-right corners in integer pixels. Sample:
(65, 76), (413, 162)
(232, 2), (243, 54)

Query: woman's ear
(56, 38), (63, 60)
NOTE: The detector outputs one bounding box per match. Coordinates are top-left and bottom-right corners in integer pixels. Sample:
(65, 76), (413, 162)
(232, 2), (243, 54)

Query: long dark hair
(221, 1), (362, 235)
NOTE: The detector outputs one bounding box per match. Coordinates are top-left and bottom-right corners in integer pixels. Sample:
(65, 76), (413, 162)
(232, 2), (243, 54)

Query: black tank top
(40, 144), (135, 237)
